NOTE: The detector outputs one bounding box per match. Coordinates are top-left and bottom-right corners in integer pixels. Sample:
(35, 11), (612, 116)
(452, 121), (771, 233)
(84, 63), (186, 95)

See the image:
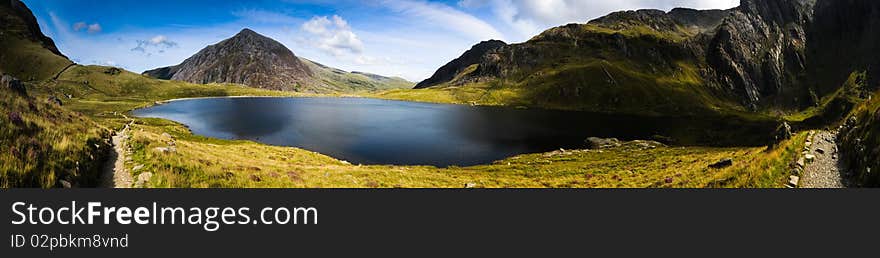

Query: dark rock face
(705, 0), (816, 109)
(142, 66), (177, 80)
(414, 40), (507, 88)
(668, 8), (729, 33)
(143, 29), (315, 91)
(807, 0), (880, 95)
(0, 0), (66, 58)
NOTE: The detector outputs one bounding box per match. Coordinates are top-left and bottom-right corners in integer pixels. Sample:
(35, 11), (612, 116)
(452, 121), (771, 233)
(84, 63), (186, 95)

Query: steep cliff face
(414, 40), (506, 88)
(144, 29), (316, 92)
(705, 0), (815, 109)
(807, 0), (880, 95)
(820, 0), (880, 187)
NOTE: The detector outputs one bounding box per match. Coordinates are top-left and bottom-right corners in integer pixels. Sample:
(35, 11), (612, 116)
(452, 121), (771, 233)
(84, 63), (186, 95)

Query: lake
(131, 97), (776, 166)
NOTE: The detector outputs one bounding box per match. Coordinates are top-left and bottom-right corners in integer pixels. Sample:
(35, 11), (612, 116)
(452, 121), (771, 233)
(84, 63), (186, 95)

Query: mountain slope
(409, 8), (738, 116)
(145, 29), (412, 93)
(1, 1), (111, 188)
(0, 0), (72, 81)
(411, 0), (837, 116)
(414, 40), (506, 89)
(143, 29), (315, 92)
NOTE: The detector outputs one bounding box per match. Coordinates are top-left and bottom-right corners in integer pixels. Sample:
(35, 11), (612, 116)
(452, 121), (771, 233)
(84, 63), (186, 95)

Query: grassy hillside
(0, 3), (72, 81)
(0, 0), (830, 188)
(379, 23), (749, 118)
(300, 58), (413, 92)
(0, 79), (111, 188)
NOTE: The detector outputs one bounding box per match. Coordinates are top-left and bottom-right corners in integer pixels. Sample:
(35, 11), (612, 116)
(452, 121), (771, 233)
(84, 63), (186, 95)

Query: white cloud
(382, 0), (505, 41)
(301, 15), (365, 57)
(72, 21), (101, 34)
(87, 23), (102, 33)
(72, 22), (87, 31)
(131, 35), (178, 55)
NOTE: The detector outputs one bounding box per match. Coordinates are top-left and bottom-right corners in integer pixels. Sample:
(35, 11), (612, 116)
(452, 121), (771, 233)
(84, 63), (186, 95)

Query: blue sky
(23, 0), (739, 81)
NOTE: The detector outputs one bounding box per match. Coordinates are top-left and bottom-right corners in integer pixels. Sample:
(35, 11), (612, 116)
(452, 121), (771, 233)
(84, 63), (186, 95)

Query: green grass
(124, 117), (807, 188)
(0, 3), (821, 188)
(8, 62), (804, 188)
(0, 36), (72, 81)
(0, 82), (111, 188)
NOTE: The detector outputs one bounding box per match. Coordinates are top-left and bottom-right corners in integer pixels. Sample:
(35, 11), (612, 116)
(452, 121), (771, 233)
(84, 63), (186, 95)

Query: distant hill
(300, 58), (413, 92)
(144, 29), (412, 93)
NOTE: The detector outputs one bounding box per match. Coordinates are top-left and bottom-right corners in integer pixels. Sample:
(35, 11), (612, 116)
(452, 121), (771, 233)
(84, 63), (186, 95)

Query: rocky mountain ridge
(416, 0), (877, 115)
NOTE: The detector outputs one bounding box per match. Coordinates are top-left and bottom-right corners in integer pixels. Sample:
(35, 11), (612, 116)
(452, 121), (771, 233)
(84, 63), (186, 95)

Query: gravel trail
(799, 130), (846, 188)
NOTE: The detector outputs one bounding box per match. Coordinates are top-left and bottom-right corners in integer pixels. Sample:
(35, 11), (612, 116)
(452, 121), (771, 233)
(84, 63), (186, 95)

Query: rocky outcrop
(838, 102), (880, 187)
(1, 74), (25, 95)
(414, 40), (506, 88)
(143, 29), (315, 91)
(705, 0), (816, 109)
(142, 66), (176, 80)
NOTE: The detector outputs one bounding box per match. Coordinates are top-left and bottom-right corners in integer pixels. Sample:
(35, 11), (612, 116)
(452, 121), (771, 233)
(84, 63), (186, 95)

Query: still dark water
(132, 97), (774, 166)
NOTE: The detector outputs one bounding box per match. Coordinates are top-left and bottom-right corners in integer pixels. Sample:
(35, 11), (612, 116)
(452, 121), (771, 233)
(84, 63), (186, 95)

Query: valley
(1, 0), (878, 188)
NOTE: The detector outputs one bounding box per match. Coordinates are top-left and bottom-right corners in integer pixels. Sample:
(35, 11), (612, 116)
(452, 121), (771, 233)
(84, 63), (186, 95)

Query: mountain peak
(236, 28), (258, 36)
(143, 28), (315, 91)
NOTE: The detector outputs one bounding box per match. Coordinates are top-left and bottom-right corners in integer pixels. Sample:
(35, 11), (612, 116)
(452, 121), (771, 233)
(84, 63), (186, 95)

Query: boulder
(46, 96), (63, 106)
(773, 122), (792, 142)
(2, 74), (26, 95)
(135, 172), (153, 188)
(104, 67), (121, 75)
(585, 137), (621, 149)
(154, 147), (176, 153)
(464, 182), (477, 188)
(708, 158), (733, 169)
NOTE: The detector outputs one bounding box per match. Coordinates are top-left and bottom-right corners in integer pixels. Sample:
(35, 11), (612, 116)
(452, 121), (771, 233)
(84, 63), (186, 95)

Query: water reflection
(132, 97), (774, 166)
